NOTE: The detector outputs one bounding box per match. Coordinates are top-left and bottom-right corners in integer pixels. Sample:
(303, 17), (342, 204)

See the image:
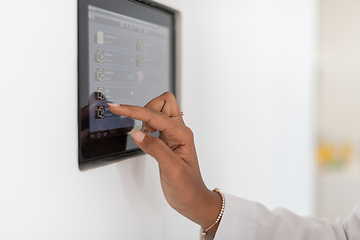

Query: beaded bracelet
(201, 188), (225, 240)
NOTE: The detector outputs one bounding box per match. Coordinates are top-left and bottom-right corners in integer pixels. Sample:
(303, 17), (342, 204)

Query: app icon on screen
(96, 50), (104, 63)
(96, 87), (105, 100)
(95, 106), (105, 119)
(96, 31), (104, 44)
(136, 39), (144, 51)
(136, 56), (144, 67)
(96, 69), (104, 81)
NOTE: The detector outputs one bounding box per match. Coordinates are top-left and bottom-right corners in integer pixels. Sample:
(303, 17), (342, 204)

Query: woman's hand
(108, 92), (221, 234)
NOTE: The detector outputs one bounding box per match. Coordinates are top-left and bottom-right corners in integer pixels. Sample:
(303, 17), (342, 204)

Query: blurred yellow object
(318, 143), (334, 165)
(317, 141), (353, 167)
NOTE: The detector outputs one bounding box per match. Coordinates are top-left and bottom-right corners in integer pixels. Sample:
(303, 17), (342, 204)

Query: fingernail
(107, 103), (121, 107)
(130, 129), (146, 143)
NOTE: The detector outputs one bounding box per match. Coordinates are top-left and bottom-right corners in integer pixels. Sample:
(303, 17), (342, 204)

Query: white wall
(0, 0), (317, 239)
(161, 0), (318, 214)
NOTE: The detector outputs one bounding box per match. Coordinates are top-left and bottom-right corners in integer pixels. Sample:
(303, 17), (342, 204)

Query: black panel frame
(78, 0), (179, 170)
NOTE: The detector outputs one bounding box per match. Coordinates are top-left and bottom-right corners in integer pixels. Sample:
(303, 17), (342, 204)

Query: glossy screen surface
(78, 0), (175, 169)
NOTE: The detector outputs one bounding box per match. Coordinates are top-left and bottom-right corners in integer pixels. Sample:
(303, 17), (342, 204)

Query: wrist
(170, 185), (224, 238)
(198, 189), (223, 229)
(177, 188), (223, 234)
(200, 189), (224, 239)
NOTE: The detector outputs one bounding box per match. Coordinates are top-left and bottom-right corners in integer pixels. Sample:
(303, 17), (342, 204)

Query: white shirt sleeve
(212, 193), (360, 240)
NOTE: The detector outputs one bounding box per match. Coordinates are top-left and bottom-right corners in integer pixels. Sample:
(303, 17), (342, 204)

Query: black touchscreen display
(78, 0), (176, 169)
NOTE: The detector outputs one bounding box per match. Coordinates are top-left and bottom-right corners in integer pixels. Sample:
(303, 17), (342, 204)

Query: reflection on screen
(88, 5), (170, 141)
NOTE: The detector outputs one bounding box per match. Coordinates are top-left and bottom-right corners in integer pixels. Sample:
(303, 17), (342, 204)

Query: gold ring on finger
(170, 112), (184, 118)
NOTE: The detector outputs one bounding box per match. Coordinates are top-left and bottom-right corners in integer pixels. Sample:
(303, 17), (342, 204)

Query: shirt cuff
(213, 193), (258, 240)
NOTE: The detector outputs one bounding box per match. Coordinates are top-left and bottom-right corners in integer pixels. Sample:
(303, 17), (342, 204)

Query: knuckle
(185, 126), (194, 138)
(163, 91), (175, 99)
(174, 126), (194, 143)
(144, 99), (158, 109)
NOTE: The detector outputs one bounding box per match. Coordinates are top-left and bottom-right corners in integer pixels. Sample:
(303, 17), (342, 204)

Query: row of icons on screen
(92, 26), (139, 121)
(89, 14), (149, 34)
(90, 131), (108, 139)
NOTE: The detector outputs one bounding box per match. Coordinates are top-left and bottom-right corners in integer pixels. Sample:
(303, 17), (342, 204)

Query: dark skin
(108, 92), (222, 238)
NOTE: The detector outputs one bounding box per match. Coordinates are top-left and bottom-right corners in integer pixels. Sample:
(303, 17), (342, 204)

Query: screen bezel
(78, 0), (179, 170)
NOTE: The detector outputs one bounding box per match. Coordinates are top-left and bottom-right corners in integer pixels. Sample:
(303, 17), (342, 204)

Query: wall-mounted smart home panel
(78, 0), (180, 170)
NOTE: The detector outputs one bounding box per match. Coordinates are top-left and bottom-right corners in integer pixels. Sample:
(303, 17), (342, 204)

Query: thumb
(130, 129), (181, 169)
